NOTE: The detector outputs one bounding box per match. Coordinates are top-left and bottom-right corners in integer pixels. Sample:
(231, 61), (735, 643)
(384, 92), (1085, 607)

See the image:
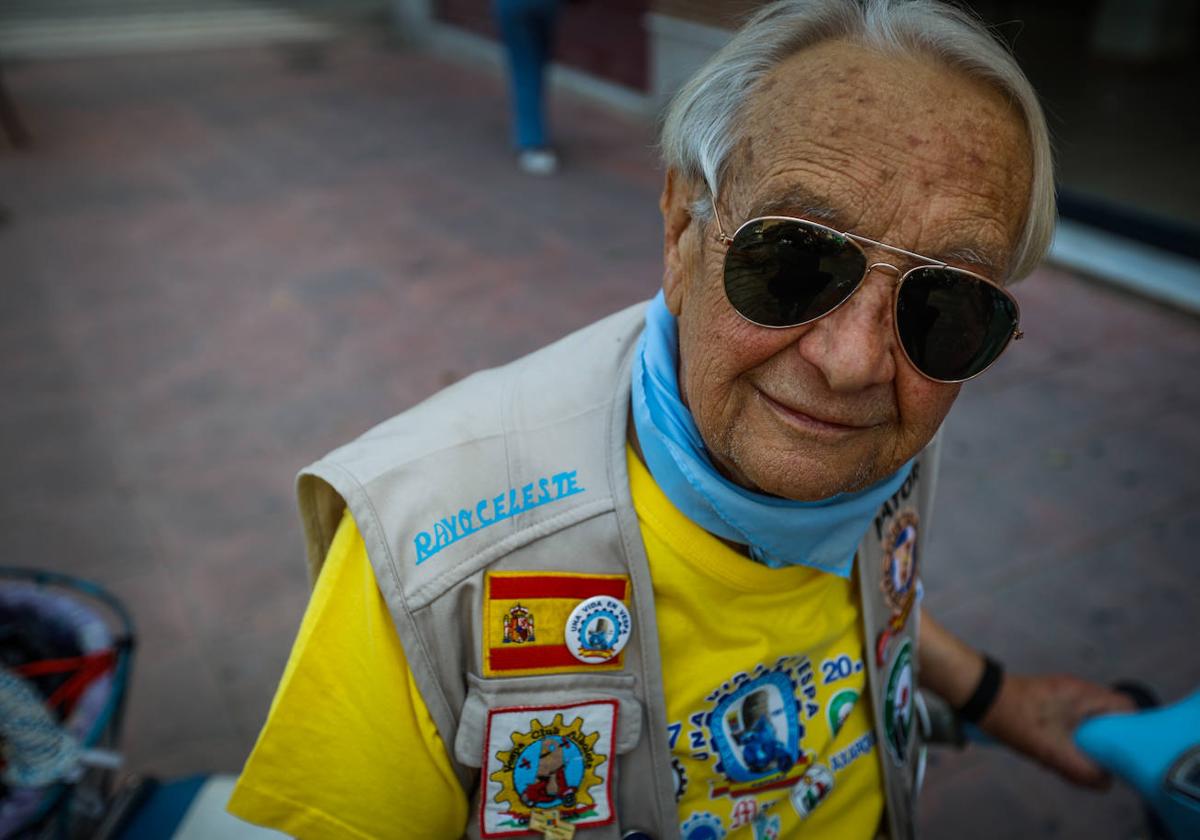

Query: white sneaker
(517, 148), (558, 176)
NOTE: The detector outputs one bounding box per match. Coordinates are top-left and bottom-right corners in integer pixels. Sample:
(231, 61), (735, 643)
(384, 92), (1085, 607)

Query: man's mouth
(755, 388), (875, 433)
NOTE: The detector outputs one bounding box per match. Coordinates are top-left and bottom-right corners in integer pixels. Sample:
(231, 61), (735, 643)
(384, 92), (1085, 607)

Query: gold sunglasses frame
(709, 196), (1024, 384)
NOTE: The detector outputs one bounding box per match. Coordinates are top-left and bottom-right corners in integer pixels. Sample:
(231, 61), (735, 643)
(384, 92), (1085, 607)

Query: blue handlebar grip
(1074, 687), (1200, 840)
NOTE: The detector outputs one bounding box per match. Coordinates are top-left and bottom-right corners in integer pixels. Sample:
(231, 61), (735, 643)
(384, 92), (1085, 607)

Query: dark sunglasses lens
(724, 219), (866, 327)
(896, 267), (1018, 381)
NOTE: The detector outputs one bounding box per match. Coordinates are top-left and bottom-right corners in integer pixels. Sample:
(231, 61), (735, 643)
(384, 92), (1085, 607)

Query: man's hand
(917, 609), (1136, 788)
(979, 672), (1136, 788)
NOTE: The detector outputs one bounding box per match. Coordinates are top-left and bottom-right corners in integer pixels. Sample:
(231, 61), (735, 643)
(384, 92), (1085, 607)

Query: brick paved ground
(1, 35), (1198, 839)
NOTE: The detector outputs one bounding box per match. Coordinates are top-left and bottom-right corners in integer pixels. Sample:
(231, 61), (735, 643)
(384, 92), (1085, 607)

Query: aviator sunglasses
(711, 197), (1023, 383)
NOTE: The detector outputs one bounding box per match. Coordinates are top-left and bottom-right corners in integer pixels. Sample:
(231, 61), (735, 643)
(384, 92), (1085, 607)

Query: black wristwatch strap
(958, 655), (1004, 724)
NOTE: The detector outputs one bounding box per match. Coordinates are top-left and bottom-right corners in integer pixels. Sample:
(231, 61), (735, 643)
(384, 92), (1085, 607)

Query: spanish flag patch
(483, 572), (631, 677)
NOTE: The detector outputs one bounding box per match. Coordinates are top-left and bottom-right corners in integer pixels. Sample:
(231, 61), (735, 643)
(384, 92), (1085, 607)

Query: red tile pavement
(1, 35), (1198, 839)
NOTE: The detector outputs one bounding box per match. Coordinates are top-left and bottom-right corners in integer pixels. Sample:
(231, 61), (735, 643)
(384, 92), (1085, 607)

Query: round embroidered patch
(482, 702), (616, 836)
(884, 639), (915, 766)
(564, 595), (632, 664)
(881, 511), (920, 613)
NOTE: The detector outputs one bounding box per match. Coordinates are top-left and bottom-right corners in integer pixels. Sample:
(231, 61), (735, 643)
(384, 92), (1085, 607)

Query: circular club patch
(883, 640), (915, 766)
(881, 511), (920, 613)
(789, 762), (835, 819)
(565, 595), (632, 664)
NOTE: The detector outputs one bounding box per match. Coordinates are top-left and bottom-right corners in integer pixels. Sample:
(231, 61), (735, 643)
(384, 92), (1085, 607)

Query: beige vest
(296, 301), (938, 840)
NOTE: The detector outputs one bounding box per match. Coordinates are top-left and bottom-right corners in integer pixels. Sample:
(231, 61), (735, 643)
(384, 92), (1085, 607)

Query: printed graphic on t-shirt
(683, 659), (814, 797)
(671, 647), (875, 837)
(789, 763), (835, 818)
(707, 666), (808, 792)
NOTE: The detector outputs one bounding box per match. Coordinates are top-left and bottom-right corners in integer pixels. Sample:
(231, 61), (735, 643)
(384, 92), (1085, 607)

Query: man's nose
(794, 265), (898, 391)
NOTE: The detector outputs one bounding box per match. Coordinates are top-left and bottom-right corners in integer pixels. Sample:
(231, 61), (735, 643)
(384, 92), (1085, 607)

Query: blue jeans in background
(494, 0), (559, 150)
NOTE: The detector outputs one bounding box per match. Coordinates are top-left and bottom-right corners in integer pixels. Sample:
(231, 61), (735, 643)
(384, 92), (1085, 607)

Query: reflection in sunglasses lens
(897, 268), (1017, 381)
(724, 219), (866, 327)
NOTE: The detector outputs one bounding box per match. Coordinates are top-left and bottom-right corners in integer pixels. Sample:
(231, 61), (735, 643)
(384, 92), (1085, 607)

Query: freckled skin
(660, 39), (1032, 500)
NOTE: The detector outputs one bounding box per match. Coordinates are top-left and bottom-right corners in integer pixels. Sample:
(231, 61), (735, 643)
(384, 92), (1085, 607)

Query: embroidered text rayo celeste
(414, 470), (584, 564)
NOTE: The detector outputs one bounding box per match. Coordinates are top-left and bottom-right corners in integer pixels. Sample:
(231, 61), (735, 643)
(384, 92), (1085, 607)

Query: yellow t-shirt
(227, 513), (469, 839)
(229, 449), (882, 838)
(629, 448), (882, 839)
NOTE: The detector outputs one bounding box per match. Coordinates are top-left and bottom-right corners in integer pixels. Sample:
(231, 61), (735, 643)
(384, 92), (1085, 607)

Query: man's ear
(660, 167), (695, 316)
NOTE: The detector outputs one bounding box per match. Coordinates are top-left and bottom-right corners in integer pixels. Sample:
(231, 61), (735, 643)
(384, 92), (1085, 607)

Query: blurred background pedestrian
(494, 0), (561, 175)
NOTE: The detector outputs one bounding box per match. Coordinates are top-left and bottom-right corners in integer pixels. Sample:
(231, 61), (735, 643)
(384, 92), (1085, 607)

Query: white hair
(660, 0), (1054, 280)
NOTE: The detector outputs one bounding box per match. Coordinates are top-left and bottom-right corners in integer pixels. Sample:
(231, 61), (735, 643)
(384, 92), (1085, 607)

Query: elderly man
(229, 1), (1131, 837)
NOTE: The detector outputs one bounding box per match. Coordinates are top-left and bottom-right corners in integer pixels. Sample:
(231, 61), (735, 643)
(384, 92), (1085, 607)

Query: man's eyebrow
(748, 187), (845, 227)
(935, 244), (1002, 277)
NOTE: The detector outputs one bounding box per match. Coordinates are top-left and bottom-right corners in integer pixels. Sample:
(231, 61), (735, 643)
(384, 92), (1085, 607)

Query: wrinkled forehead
(725, 39), (1033, 275)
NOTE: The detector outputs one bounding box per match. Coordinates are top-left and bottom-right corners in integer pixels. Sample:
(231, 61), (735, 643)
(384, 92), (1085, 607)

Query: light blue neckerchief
(630, 291), (912, 577)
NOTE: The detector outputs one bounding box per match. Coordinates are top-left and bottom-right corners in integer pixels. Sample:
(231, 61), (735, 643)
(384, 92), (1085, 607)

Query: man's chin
(726, 446), (887, 502)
